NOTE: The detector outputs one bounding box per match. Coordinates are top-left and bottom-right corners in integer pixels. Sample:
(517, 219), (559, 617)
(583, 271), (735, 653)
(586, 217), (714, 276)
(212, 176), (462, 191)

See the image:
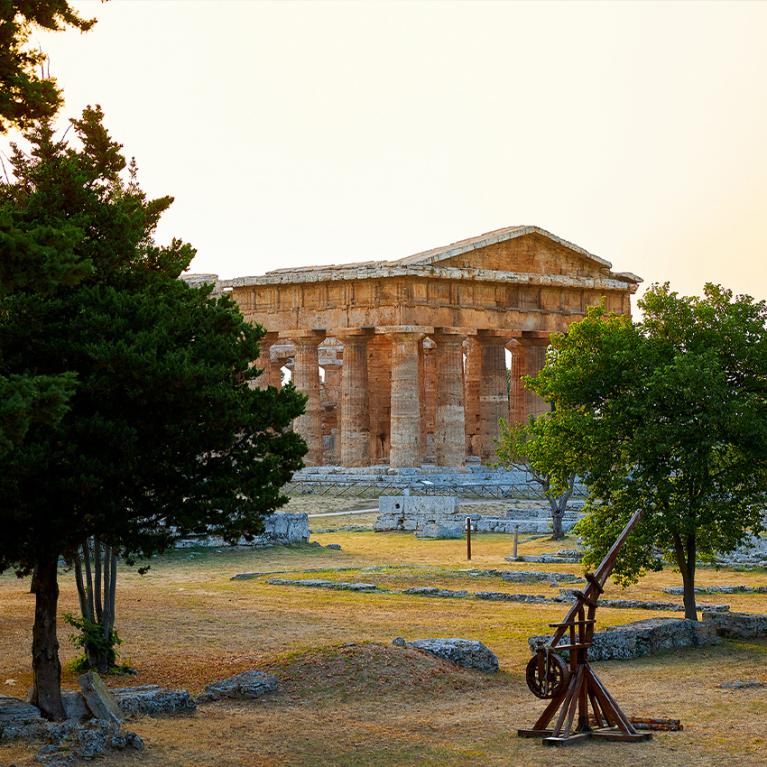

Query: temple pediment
(395, 226), (628, 281)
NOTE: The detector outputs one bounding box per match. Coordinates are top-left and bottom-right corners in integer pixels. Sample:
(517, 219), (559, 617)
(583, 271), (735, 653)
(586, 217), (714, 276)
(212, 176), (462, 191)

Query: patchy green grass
(1, 527), (766, 766)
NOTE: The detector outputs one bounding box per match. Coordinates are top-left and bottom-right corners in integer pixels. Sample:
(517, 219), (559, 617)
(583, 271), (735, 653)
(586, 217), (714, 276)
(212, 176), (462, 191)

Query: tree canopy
(0, 1), (95, 132)
(521, 284), (767, 619)
(497, 419), (577, 540)
(0, 108), (306, 718)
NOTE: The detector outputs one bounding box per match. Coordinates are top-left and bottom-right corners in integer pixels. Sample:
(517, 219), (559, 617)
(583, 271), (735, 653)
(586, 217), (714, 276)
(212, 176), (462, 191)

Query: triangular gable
(393, 226), (618, 278)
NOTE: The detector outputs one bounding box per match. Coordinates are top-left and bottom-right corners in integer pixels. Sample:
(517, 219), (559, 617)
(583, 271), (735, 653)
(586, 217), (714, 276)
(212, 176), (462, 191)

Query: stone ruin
(190, 225), (640, 469)
(374, 495), (584, 538)
(175, 511), (310, 548)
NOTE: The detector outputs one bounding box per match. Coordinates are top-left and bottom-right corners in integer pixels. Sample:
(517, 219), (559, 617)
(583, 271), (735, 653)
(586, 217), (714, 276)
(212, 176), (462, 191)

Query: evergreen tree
(0, 108), (306, 719)
(0, 0), (96, 452)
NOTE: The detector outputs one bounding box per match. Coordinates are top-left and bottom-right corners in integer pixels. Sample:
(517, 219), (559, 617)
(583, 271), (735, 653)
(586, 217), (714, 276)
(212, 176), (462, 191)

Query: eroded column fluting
(337, 330), (372, 467)
(464, 336), (482, 457)
(509, 339), (529, 425)
(434, 331), (466, 467)
(289, 330), (325, 465)
(388, 330), (425, 468)
(253, 332), (278, 390)
(479, 333), (510, 462)
(524, 337), (551, 419)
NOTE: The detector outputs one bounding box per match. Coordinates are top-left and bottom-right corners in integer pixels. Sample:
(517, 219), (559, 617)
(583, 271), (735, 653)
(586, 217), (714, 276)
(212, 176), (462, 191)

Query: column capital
(331, 327), (375, 341)
(478, 328), (522, 340)
(281, 329), (326, 344)
(259, 330), (280, 345)
(521, 330), (551, 341)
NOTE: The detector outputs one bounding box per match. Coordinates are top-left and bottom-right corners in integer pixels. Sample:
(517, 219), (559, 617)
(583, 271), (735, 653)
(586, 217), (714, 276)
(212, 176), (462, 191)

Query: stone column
(434, 331), (466, 466)
(288, 330), (325, 466)
(336, 329), (372, 467)
(464, 336), (482, 457)
(508, 339), (529, 425)
(253, 332), (278, 389)
(367, 336), (392, 464)
(478, 332), (510, 462)
(386, 329), (427, 468)
(524, 336), (551, 419)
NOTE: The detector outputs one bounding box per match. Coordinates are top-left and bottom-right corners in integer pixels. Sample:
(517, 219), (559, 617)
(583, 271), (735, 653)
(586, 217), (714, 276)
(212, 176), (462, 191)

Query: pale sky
(12, 0), (767, 305)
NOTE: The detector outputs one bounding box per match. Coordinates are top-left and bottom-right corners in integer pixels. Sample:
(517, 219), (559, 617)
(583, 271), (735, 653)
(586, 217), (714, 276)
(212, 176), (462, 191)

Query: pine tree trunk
(30, 555), (66, 721)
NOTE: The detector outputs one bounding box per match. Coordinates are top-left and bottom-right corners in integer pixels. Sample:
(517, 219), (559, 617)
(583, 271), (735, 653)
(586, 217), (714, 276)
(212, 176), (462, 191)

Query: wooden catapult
(518, 509), (653, 747)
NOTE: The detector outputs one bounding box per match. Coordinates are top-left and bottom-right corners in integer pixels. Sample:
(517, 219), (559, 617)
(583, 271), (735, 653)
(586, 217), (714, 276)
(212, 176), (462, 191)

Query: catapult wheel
(525, 650), (569, 699)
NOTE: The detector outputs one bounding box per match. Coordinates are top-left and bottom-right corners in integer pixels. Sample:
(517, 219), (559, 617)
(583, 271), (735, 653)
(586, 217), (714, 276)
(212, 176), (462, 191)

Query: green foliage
(523, 285), (767, 609)
(0, 1), (95, 132)
(62, 612), (121, 672)
(0, 106), (307, 577)
(497, 419), (577, 500)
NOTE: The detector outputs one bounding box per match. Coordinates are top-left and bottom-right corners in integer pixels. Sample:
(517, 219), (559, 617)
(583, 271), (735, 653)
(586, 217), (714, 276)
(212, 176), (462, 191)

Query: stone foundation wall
(702, 610), (767, 639)
(175, 512), (309, 548)
(529, 618), (719, 662)
(374, 494), (584, 536)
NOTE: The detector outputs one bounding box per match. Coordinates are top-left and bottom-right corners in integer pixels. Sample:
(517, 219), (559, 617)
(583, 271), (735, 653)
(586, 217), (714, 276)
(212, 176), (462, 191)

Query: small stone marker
(78, 671), (123, 724)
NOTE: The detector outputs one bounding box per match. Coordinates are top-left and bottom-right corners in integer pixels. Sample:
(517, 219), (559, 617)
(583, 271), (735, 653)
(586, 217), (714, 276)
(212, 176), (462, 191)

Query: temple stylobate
(210, 226), (641, 468)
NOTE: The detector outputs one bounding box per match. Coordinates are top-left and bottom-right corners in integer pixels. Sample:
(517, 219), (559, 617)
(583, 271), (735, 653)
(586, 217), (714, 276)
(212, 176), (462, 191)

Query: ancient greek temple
(196, 226), (640, 468)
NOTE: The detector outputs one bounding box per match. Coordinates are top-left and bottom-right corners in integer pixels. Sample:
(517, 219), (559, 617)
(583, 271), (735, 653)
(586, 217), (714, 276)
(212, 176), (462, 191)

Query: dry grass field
(1, 512), (766, 766)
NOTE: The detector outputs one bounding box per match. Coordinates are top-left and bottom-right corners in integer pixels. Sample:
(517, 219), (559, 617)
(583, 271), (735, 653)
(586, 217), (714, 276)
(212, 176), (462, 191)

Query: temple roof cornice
(221, 264), (640, 292)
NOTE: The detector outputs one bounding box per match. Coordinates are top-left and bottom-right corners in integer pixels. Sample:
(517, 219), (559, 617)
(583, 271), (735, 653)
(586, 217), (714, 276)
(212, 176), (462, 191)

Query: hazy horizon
(8, 0), (767, 307)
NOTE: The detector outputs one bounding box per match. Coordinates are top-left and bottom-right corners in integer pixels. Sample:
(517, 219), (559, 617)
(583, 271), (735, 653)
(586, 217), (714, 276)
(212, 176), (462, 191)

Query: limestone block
(415, 521), (463, 539)
(0, 695), (46, 739)
(406, 496), (458, 515)
(528, 618), (720, 662)
(197, 671), (278, 703)
(703, 611), (767, 639)
(62, 691), (90, 722)
(78, 671), (123, 724)
(112, 685), (196, 717)
(405, 638), (499, 673)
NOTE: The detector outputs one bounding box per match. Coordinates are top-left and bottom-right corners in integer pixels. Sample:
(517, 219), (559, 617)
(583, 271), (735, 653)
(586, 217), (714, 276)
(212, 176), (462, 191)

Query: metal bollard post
(513, 524), (519, 560)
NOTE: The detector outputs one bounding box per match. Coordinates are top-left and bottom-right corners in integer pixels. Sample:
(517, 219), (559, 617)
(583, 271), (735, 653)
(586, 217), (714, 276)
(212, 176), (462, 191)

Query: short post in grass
(513, 524), (520, 560)
(465, 516), (472, 560)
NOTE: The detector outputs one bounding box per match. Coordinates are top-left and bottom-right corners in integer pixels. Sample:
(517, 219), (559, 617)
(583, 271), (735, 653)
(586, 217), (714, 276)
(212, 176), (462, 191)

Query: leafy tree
(524, 285), (767, 620)
(0, 108), (307, 719)
(497, 419), (577, 540)
(0, 0), (95, 132)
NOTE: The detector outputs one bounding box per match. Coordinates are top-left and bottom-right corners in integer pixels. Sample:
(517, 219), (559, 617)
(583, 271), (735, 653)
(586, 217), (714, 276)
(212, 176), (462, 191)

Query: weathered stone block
(528, 618), (720, 662)
(703, 610), (767, 639)
(197, 671), (278, 703)
(405, 638), (499, 673)
(61, 691), (90, 722)
(415, 521), (463, 539)
(78, 671), (123, 725)
(112, 685), (196, 717)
